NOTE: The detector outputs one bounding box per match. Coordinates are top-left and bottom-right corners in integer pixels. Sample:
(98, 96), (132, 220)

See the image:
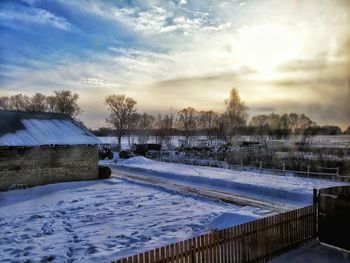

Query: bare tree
(54, 90), (81, 117)
(45, 95), (58, 112)
(126, 113), (141, 146)
(223, 88), (248, 142)
(138, 113), (155, 144)
(345, 126), (350, 134)
(105, 95), (137, 151)
(28, 93), (48, 112)
(266, 113), (281, 132)
(155, 112), (174, 146)
(177, 107), (197, 143)
(9, 94), (31, 111)
(214, 114), (227, 143)
(0, 96), (11, 110)
(249, 114), (269, 140)
(197, 110), (218, 145)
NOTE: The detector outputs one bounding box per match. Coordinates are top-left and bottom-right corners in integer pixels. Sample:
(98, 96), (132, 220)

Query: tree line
(1, 88), (349, 149)
(0, 91), (81, 117)
(102, 88), (349, 149)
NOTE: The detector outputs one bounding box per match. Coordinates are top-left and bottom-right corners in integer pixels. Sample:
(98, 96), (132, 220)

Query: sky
(0, 0), (349, 129)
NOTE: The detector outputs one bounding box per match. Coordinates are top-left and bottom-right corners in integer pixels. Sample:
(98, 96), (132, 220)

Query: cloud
(0, 4), (72, 31)
(1, 0), (350, 129)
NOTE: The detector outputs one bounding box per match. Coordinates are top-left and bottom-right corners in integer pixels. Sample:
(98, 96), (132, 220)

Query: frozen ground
(0, 177), (261, 262)
(115, 157), (348, 209)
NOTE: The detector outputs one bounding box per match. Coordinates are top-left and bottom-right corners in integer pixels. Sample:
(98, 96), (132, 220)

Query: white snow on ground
(208, 213), (257, 231)
(0, 178), (261, 262)
(116, 157), (348, 208)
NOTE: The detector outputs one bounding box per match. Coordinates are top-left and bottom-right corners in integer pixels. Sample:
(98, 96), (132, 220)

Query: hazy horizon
(1, 0), (349, 129)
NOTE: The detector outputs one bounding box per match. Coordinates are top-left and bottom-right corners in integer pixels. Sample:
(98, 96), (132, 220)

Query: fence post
(259, 161), (262, 169)
(241, 160), (243, 170)
(336, 167), (339, 180)
(307, 165), (310, 178)
(313, 189), (318, 237)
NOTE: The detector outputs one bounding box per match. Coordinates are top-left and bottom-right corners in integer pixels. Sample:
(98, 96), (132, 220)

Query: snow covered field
(98, 135), (350, 149)
(0, 177), (260, 262)
(115, 157), (348, 209)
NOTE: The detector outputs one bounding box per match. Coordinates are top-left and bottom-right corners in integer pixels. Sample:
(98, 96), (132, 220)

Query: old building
(0, 110), (101, 190)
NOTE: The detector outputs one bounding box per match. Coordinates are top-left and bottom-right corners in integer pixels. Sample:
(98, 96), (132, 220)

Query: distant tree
(137, 113), (155, 144)
(249, 114), (269, 139)
(197, 110), (218, 145)
(249, 114), (269, 132)
(28, 93), (48, 112)
(288, 113), (299, 132)
(0, 96), (11, 110)
(9, 94), (31, 111)
(214, 114), (227, 142)
(0, 91), (82, 118)
(297, 114), (313, 131)
(266, 113), (281, 131)
(45, 95), (58, 112)
(345, 126), (350, 134)
(155, 112), (174, 146)
(105, 94), (137, 151)
(223, 88), (248, 141)
(177, 107), (197, 142)
(125, 113), (141, 146)
(53, 90), (81, 117)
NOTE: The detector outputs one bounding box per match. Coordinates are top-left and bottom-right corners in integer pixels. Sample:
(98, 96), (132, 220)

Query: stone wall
(0, 145), (99, 191)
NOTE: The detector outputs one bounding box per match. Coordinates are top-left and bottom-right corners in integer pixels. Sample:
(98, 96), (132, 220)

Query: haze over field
(0, 0), (349, 129)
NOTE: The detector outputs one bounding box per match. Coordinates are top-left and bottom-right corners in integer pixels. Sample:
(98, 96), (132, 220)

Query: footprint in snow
(86, 245), (98, 255)
(41, 223), (54, 235)
(66, 247), (73, 257)
(40, 255), (55, 262)
(28, 214), (44, 220)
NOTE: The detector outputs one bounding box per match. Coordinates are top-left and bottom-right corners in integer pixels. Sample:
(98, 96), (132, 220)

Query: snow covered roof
(0, 111), (101, 147)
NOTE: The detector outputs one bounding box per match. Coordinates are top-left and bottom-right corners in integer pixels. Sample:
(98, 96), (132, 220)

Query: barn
(0, 110), (101, 191)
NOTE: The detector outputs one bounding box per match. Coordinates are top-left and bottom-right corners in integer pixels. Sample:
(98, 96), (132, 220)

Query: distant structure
(0, 110), (101, 190)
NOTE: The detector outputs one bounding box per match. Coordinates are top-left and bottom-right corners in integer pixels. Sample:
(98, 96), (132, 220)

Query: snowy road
(111, 168), (288, 212)
(113, 157), (348, 209)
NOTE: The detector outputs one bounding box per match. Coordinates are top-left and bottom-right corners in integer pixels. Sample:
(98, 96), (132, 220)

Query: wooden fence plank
(171, 244), (175, 263)
(165, 245), (170, 263)
(113, 206), (316, 263)
(161, 247), (165, 263)
(184, 240), (188, 263)
(187, 239), (192, 263)
(191, 238), (196, 263)
(208, 233), (213, 263)
(213, 232), (217, 263)
(175, 243), (180, 263)
(150, 250), (154, 263)
(179, 242), (184, 263)
(205, 234), (209, 263)
(155, 248), (160, 263)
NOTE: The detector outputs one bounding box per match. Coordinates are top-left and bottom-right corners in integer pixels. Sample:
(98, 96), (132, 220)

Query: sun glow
(235, 24), (301, 73)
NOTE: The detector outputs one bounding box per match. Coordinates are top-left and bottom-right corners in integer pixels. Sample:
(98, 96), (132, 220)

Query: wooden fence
(112, 205), (315, 263)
